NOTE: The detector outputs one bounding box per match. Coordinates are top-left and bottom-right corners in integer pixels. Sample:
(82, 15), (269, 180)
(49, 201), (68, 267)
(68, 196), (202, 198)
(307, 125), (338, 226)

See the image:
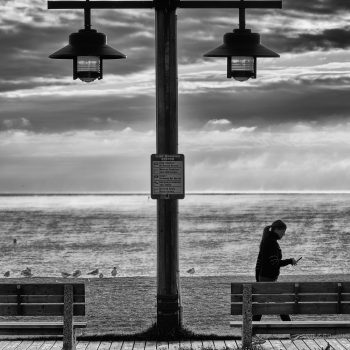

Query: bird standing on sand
(61, 272), (71, 278)
(72, 270), (81, 278)
(87, 268), (99, 276)
(21, 268), (33, 277)
(111, 267), (118, 277)
(186, 268), (195, 274)
(4, 271), (10, 277)
(99, 273), (104, 279)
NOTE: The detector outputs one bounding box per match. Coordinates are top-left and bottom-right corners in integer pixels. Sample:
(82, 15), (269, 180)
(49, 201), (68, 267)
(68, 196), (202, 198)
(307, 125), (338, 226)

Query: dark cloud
(266, 27), (350, 53)
(179, 77), (350, 129)
(0, 93), (155, 132)
(177, 7), (350, 63)
(0, 11), (155, 86)
(0, 23), (64, 80)
(267, 1), (350, 52)
(284, 0), (350, 14)
(2, 73), (350, 133)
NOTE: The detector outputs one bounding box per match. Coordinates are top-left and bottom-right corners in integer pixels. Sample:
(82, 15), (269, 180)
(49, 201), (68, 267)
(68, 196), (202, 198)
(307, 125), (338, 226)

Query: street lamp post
(48, 0), (282, 336)
(155, 0), (182, 333)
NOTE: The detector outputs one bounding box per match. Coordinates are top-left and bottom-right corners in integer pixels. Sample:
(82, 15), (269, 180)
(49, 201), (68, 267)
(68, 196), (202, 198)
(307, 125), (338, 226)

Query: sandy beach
(1, 274), (350, 337)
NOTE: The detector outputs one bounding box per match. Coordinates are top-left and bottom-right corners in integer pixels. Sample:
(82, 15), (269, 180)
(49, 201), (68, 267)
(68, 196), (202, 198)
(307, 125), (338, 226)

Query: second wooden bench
(230, 281), (350, 348)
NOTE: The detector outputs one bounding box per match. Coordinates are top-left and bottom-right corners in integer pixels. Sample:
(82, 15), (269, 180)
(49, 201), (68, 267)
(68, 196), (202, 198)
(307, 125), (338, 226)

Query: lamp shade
(49, 29), (126, 59)
(204, 29), (278, 81)
(204, 29), (279, 58)
(49, 29), (126, 82)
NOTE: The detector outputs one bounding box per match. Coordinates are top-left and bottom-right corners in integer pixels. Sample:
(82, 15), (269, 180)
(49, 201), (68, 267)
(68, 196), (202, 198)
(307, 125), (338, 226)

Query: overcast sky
(1, 0), (350, 193)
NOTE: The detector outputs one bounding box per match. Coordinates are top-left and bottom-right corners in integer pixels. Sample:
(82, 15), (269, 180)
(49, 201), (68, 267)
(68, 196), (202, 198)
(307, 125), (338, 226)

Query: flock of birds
(2, 266), (119, 279)
(2, 267), (196, 278)
(5, 239), (197, 278)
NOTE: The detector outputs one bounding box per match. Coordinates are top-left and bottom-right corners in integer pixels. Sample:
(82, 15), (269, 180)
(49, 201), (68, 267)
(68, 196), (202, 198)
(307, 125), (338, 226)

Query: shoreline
(1, 274), (350, 337)
(2, 192), (350, 196)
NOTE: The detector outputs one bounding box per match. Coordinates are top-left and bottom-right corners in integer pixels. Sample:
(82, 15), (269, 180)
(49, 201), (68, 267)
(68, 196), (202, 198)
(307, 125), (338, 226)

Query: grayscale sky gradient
(1, 0), (350, 192)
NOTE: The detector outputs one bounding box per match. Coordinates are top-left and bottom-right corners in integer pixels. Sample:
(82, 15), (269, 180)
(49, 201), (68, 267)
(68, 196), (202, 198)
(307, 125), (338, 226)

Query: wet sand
(1, 274), (350, 337)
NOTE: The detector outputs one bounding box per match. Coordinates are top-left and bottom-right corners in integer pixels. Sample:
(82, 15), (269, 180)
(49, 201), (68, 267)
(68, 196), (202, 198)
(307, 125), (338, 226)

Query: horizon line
(1, 191), (350, 196)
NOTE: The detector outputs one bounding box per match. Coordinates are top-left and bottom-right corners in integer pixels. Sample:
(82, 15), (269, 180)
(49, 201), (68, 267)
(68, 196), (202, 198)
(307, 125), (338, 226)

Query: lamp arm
(84, 0), (91, 29)
(239, 0), (245, 30)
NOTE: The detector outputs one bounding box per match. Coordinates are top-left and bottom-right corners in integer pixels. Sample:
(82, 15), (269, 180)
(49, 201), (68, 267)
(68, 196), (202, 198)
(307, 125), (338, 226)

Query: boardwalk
(1, 339), (350, 350)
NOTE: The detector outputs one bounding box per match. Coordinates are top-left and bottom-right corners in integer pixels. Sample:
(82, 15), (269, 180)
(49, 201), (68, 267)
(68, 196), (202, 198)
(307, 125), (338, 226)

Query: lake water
(0, 193), (349, 278)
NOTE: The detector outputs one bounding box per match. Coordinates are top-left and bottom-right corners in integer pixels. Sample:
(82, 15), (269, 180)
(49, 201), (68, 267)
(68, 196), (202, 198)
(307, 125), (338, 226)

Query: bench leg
(64, 284), (76, 350)
(63, 330), (76, 350)
(242, 284), (253, 349)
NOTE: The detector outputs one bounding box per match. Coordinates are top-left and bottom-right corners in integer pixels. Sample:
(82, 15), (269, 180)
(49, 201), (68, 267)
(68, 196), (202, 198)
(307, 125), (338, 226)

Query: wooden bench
(230, 282), (350, 348)
(0, 283), (86, 350)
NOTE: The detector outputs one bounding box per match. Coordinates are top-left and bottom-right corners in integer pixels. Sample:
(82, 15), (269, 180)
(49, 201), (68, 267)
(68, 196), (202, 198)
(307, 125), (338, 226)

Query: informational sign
(151, 154), (185, 199)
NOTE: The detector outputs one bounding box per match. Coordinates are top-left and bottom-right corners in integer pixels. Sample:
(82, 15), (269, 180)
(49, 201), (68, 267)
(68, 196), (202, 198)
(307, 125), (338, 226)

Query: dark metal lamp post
(49, 0), (126, 82)
(204, 2), (279, 81)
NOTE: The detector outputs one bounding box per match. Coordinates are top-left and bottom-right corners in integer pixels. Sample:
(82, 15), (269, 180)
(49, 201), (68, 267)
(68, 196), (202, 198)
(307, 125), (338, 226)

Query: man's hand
(292, 257), (302, 265)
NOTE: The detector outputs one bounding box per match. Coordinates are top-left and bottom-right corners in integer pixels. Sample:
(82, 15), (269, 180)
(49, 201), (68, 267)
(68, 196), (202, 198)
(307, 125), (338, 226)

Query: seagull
(22, 271), (33, 277)
(186, 268), (195, 274)
(61, 272), (71, 278)
(4, 271), (10, 277)
(99, 273), (104, 279)
(87, 268), (99, 276)
(21, 268), (33, 277)
(111, 267), (118, 277)
(72, 270), (81, 278)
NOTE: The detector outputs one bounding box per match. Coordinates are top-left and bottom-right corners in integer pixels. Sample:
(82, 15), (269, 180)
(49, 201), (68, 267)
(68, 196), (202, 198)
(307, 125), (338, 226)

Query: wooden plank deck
(1, 339), (350, 350)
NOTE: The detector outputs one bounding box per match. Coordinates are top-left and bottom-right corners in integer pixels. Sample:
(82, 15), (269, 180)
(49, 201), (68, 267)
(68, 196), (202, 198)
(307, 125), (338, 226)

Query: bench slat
(255, 282), (350, 294)
(230, 320), (350, 327)
(253, 302), (350, 315)
(0, 321), (87, 328)
(0, 295), (85, 303)
(0, 284), (85, 295)
(252, 293), (350, 303)
(231, 293), (350, 303)
(0, 329), (70, 335)
(0, 303), (85, 316)
(232, 282), (350, 295)
(0, 321), (86, 336)
(230, 320), (350, 334)
(231, 302), (350, 315)
(232, 283), (294, 294)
